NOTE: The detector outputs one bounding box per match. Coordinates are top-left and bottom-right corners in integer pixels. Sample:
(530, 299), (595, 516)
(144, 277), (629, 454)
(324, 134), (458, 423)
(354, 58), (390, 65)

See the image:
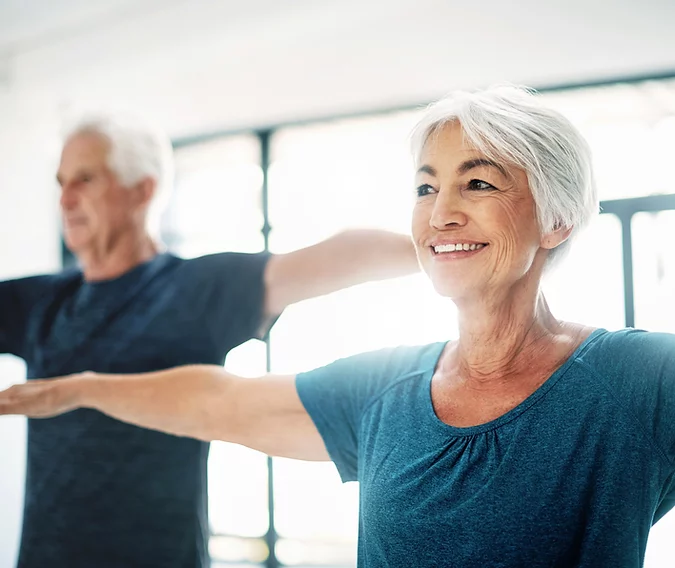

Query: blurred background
(1, 0), (675, 566)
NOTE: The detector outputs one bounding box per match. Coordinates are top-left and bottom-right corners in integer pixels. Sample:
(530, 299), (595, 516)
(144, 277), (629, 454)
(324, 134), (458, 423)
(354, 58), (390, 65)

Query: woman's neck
(441, 274), (572, 388)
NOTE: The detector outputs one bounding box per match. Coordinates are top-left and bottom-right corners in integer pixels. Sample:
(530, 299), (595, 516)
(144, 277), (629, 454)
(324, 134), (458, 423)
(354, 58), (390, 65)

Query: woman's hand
(0, 367), (329, 461)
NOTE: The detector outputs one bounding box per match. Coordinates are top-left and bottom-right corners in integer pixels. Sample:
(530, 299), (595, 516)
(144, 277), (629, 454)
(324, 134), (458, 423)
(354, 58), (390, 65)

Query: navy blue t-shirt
(297, 329), (675, 567)
(0, 251), (270, 568)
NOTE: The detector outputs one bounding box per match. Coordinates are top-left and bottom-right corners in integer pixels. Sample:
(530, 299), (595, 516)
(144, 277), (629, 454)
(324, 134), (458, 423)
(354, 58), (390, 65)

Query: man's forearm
(264, 229), (419, 314)
(334, 229), (419, 281)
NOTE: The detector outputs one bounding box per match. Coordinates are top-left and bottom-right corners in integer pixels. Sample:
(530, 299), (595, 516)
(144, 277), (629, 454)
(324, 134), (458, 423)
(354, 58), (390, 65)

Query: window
(543, 80), (675, 568)
(162, 77), (675, 568)
(544, 213), (625, 330)
(268, 112), (454, 566)
(169, 135), (271, 566)
(167, 135), (264, 256)
(0, 355), (27, 568)
(632, 211), (675, 333)
(541, 79), (675, 202)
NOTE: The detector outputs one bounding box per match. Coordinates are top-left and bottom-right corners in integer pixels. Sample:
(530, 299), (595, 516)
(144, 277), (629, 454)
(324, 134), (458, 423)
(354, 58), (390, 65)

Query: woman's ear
(541, 222), (573, 250)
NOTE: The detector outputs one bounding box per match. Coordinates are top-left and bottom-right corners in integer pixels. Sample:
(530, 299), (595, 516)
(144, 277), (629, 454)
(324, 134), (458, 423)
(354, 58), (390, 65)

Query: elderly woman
(2, 85), (674, 568)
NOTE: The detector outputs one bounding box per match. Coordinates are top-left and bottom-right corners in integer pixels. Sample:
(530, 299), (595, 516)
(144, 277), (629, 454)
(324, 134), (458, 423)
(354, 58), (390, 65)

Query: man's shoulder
(2, 268), (81, 293)
(173, 251), (271, 279)
(182, 250), (270, 265)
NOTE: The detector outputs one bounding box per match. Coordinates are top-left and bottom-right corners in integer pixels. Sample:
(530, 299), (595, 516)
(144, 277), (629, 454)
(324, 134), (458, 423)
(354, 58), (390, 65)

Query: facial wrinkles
(499, 174), (535, 231)
(415, 127), (538, 266)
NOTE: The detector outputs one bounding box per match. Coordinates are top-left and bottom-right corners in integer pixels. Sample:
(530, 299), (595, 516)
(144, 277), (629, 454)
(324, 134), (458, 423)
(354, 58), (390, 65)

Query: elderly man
(0, 115), (418, 568)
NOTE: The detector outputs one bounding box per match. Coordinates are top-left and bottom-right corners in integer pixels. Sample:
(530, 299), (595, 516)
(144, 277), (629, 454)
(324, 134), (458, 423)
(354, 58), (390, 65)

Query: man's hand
(0, 376), (84, 418)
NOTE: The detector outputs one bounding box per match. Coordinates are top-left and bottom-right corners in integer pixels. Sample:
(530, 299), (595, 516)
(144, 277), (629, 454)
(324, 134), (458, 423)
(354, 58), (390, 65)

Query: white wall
(0, 0), (674, 564)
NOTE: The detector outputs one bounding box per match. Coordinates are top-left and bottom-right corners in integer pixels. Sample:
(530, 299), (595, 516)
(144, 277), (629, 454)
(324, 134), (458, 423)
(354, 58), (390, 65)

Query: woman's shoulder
(582, 327), (675, 357)
(296, 342), (448, 407)
(574, 327), (675, 465)
(303, 341), (447, 381)
(574, 327), (675, 384)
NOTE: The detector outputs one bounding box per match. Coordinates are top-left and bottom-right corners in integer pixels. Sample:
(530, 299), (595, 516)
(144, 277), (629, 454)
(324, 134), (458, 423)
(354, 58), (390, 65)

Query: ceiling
(1, 0), (674, 134)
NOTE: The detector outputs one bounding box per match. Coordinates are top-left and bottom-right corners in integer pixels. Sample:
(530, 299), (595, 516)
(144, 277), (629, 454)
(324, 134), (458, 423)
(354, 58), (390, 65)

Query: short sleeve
(628, 332), (675, 466)
(295, 344), (443, 483)
(187, 252), (272, 348)
(595, 330), (675, 468)
(0, 275), (55, 357)
(296, 350), (396, 482)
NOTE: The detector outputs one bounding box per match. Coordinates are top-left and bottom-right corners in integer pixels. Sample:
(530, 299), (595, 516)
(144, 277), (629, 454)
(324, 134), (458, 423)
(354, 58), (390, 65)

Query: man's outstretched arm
(263, 229), (418, 317)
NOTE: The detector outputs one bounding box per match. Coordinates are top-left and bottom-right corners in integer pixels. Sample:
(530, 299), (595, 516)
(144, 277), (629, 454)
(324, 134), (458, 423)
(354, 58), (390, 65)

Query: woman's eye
(467, 179), (495, 191)
(416, 184), (436, 197)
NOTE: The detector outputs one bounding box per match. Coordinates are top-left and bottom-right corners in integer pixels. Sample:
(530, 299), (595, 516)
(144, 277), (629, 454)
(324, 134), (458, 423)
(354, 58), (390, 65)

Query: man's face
(57, 133), (141, 255)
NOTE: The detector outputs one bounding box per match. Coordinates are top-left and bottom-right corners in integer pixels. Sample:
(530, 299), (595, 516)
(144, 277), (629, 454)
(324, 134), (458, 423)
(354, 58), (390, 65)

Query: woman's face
(412, 122), (556, 301)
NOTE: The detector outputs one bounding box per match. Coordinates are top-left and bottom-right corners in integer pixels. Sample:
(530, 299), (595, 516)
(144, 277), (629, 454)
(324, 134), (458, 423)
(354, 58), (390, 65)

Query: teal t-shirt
(296, 328), (675, 567)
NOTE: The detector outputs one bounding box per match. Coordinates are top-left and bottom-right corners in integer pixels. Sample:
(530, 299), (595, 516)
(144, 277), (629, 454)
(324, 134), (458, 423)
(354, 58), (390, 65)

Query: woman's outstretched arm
(0, 367), (329, 461)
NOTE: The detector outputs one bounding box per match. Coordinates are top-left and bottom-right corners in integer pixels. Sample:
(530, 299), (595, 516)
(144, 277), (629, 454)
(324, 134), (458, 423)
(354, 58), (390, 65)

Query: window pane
(210, 534), (268, 565)
(635, 211), (675, 566)
(268, 111), (423, 251)
(544, 213), (625, 330)
(166, 135), (264, 256)
(0, 355), (26, 568)
(210, 339), (269, 540)
(627, 209), (675, 568)
(633, 211), (675, 333)
(276, 531), (357, 566)
(542, 79), (675, 201)
(646, 513), (675, 568)
(165, 135), (269, 557)
(268, 112), (456, 565)
(273, 460), (358, 567)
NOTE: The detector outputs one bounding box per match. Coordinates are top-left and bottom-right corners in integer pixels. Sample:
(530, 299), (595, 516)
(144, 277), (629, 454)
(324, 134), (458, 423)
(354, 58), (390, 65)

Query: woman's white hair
(410, 84), (598, 266)
(63, 112), (174, 236)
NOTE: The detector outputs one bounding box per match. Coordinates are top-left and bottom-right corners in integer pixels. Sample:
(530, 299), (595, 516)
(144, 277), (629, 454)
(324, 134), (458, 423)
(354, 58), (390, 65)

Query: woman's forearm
(74, 365), (233, 440)
(1, 367), (325, 461)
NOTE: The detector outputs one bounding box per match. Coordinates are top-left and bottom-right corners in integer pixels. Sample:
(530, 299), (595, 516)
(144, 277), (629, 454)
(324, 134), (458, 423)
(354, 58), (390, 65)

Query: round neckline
(423, 328), (607, 437)
(81, 253), (170, 289)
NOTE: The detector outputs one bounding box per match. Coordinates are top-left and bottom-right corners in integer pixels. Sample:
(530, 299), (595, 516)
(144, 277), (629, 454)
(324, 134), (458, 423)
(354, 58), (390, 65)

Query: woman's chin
(429, 278), (474, 301)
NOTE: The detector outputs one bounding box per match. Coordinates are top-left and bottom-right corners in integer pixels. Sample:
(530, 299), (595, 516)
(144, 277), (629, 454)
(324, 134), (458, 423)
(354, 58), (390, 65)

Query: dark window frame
(60, 70), (675, 567)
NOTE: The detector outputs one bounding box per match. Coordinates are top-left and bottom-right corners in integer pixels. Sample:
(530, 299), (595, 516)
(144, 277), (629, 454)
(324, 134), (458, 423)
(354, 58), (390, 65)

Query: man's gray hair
(410, 84), (598, 265)
(63, 112), (175, 236)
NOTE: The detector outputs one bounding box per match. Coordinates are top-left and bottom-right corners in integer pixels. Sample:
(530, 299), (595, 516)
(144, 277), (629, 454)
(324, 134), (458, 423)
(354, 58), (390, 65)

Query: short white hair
(410, 84), (598, 265)
(63, 112), (175, 236)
